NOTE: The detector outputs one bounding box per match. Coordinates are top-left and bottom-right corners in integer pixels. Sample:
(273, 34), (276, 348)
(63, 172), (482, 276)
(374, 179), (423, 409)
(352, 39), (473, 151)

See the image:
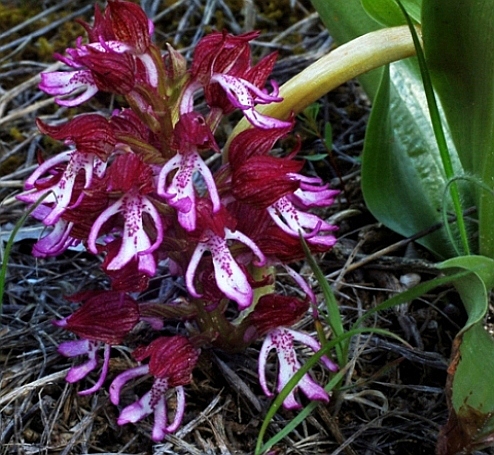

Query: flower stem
(225, 25), (417, 154)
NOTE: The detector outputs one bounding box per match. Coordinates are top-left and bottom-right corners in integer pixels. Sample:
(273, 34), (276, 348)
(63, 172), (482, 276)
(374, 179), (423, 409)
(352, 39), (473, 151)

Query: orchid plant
(19, 0), (494, 452)
(18, 0), (341, 442)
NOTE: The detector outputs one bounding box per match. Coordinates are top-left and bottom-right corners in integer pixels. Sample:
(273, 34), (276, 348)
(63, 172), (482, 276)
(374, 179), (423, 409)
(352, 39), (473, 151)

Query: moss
(0, 155), (25, 178)
(8, 127), (25, 142)
(0, 3), (87, 88)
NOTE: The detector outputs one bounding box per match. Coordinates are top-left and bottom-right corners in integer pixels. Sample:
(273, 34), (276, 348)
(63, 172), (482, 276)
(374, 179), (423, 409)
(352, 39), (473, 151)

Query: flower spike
(20, 1), (341, 440)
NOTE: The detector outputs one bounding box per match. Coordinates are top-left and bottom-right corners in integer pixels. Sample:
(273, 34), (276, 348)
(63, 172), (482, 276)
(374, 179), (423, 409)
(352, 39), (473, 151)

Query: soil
(0, 1), (488, 454)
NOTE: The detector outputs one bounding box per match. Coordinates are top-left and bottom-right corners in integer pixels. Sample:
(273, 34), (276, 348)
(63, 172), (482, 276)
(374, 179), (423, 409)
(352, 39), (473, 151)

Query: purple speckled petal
(117, 389), (154, 425)
(210, 73), (291, 129)
(267, 197), (338, 249)
(88, 192), (161, 275)
(117, 377), (168, 425)
(157, 151), (220, 232)
(208, 233), (253, 309)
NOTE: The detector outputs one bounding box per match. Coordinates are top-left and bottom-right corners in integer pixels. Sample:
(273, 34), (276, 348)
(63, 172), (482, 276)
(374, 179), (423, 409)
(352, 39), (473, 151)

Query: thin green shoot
(0, 194), (48, 318)
(300, 233), (347, 366)
(395, 0), (470, 256)
(352, 268), (471, 329)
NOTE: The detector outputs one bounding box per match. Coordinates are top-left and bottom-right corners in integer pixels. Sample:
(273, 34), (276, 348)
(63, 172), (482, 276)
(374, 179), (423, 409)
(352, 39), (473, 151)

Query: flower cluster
(19, 0), (339, 441)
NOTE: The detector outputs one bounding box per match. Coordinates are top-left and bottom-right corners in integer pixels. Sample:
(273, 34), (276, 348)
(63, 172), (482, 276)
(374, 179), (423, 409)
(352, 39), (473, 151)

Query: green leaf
(361, 0), (422, 26)
(361, 60), (469, 258)
(438, 256), (494, 329)
(403, 0), (422, 22)
(300, 102), (320, 121)
(422, 0), (494, 258)
(436, 256), (494, 453)
(303, 153), (328, 162)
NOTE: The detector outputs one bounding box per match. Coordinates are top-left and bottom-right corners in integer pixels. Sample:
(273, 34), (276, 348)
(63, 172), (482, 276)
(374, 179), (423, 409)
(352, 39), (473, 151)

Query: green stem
(193, 299), (251, 352)
(225, 25), (417, 156)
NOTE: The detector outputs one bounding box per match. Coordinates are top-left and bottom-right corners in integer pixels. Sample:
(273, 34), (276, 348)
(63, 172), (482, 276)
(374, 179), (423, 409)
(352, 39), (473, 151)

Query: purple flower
(208, 73), (291, 129)
(17, 114), (115, 228)
(258, 327), (338, 410)
(228, 125), (338, 248)
(58, 339), (111, 396)
(157, 113), (220, 232)
(87, 154), (163, 276)
(40, 67), (99, 107)
(54, 291), (140, 395)
(88, 188), (163, 276)
(291, 175), (340, 208)
(267, 197), (338, 247)
(18, 149), (107, 226)
(188, 30), (291, 129)
(32, 217), (79, 257)
(39, 1), (157, 106)
(110, 336), (199, 441)
(185, 200), (266, 310)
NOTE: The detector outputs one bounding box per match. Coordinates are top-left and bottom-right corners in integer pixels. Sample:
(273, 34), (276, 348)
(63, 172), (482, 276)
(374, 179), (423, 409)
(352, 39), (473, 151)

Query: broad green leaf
(361, 59), (468, 258)
(423, 0), (494, 258)
(361, 0), (422, 27)
(403, 0), (422, 22)
(312, 0), (472, 258)
(437, 256), (494, 453)
(310, 0), (382, 100)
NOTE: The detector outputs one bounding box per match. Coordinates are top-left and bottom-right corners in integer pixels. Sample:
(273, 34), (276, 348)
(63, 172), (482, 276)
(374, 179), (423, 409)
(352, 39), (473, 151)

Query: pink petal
(88, 198), (123, 254)
(185, 242), (208, 298)
(225, 227), (265, 267)
(258, 334), (275, 398)
(208, 233), (253, 309)
(109, 365), (149, 405)
(40, 70), (99, 106)
(165, 386), (186, 433)
(211, 73), (291, 129)
(78, 343), (111, 396)
(33, 220), (78, 257)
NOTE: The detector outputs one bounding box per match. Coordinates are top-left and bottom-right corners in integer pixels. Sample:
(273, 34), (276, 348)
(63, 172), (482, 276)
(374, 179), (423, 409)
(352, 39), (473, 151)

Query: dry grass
(0, 1), (488, 454)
